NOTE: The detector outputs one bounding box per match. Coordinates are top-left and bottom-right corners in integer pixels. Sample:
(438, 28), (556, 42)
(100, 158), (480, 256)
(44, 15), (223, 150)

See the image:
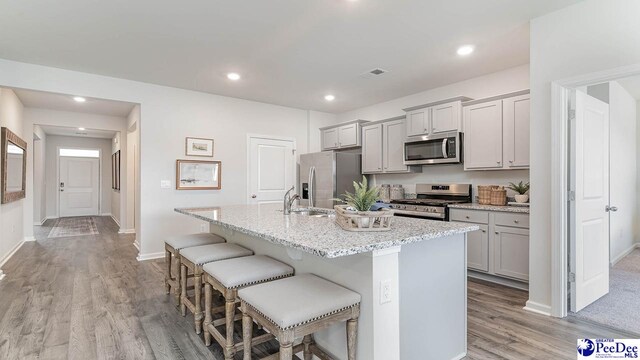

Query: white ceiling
(12, 88), (136, 117)
(39, 125), (116, 139)
(618, 76), (640, 100)
(0, 0), (580, 113)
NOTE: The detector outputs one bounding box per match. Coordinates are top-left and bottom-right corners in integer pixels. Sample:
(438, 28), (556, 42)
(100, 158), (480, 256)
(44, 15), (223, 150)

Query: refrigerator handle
(309, 166), (315, 207)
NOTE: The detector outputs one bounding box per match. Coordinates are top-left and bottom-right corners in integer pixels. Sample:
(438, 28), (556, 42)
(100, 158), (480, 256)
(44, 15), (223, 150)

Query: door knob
(251, 194), (257, 198)
(605, 205), (618, 212)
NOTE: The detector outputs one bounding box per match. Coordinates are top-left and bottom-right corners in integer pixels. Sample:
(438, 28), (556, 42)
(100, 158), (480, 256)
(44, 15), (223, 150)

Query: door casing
(56, 146), (102, 217)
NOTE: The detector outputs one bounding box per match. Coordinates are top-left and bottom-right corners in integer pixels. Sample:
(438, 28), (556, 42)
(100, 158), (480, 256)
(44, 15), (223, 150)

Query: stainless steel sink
(287, 209), (330, 217)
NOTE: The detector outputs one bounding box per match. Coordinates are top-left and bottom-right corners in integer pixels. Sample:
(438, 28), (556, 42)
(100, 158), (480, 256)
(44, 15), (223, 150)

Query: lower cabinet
(451, 208), (529, 284)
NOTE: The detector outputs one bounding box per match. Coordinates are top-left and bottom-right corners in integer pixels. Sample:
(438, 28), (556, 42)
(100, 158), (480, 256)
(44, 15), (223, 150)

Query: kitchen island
(176, 204), (478, 360)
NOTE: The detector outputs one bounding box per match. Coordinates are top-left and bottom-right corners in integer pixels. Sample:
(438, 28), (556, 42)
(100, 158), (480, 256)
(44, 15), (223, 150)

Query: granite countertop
(175, 204), (478, 258)
(448, 203), (530, 214)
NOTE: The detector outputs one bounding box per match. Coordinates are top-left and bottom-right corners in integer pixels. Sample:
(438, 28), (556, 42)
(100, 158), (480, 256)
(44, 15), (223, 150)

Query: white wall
(44, 135), (113, 218)
(0, 88), (25, 274)
(308, 110), (339, 152)
(608, 81), (637, 264)
(126, 105), (140, 235)
(33, 125), (47, 224)
(530, 0), (640, 313)
(637, 100), (640, 247)
(0, 59), (323, 259)
(336, 64), (530, 194)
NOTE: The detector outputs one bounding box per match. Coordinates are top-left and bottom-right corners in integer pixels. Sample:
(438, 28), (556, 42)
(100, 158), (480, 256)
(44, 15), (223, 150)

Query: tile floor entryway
(0, 216), (635, 359)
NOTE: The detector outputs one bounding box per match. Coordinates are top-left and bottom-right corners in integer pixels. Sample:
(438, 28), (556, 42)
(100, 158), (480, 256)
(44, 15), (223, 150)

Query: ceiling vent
(75, 132), (88, 136)
(369, 68), (387, 75)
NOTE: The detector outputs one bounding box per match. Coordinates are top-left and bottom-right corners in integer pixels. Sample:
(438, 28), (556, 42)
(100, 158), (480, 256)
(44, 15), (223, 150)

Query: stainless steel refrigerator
(299, 152), (363, 209)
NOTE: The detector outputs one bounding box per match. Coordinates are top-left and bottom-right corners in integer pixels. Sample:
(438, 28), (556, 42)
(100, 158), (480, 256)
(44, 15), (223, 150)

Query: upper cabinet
(463, 90), (530, 171)
(403, 97), (471, 137)
(361, 117), (421, 174)
(320, 120), (369, 151)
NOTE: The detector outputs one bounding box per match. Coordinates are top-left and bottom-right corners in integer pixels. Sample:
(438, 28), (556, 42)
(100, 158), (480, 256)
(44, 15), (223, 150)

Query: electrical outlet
(160, 180), (171, 189)
(380, 280), (392, 304)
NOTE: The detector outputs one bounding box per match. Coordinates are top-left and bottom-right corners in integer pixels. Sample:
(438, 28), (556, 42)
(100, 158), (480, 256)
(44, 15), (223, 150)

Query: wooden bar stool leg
(175, 256), (183, 307)
(302, 335), (313, 360)
(194, 268), (203, 334)
(347, 318), (358, 360)
(224, 294), (236, 360)
(204, 283), (213, 346)
(180, 263), (187, 316)
(164, 249), (172, 294)
(279, 341), (293, 360)
(242, 312), (253, 360)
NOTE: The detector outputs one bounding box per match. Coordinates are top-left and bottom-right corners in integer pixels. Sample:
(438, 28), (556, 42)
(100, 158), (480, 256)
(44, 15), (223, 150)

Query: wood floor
(0, 216), (635, 360)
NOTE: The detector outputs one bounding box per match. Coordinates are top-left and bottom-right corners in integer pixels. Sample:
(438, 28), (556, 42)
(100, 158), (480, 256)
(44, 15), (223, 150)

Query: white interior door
(248, 136), (295, 204)
(59, 156), (100, 217)
(570, 90), (610, 312)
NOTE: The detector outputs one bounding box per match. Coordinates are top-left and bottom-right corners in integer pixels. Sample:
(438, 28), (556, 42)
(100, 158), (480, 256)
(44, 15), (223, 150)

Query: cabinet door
(431, 101), (461, 134)
(338, 124), (359, 147)
(383, 119), (409, 172)
(493, 225), (529, 281)
(361, 124), (383, 173)
(467, 224), (489, 272)
(406, 108), (430, 137)
(322, 128), (339, 150)
(463, 100), (503, 170)
(503, 94), (530, 168)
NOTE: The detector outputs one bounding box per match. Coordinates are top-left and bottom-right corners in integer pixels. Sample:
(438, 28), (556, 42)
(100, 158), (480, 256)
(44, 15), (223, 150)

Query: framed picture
(112, 150), (121, 190)
(185, 137), (214, 157)
(115, 150), (121, 190)
(176, 160), (221, 190)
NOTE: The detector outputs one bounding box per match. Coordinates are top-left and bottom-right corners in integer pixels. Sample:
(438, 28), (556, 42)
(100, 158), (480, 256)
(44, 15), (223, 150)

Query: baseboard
(24, 236), (36, 242)
(451, 352), (467, 360)
(523, 300), (552, 316)
(610, 243), (639, 266)
(136, 251), (164, 262)
(468, 271), (529, 291)
(0, 270), (5, 281)
(132, 240), (140, 251)
(33, 217), (47, 226)
(0, 239), (26, 268)
(119, 228), (136, 234)
(108, 214), (121, 227)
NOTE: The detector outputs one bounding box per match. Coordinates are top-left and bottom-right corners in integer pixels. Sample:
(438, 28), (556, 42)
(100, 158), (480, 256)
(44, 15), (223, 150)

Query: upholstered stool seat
(164, 233), (226, 306)
(239, 274), (360, 360)
(180, 243), (253, 334)
(202, 255), (294, 359)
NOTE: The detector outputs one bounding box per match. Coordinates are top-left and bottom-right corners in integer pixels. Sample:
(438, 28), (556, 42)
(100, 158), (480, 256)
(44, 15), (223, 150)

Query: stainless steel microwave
(403, 132), (462, 165)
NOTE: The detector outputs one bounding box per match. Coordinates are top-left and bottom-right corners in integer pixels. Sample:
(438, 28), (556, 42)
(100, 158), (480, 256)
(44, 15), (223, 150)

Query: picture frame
(1, 127), (27, 204)
(176, 159), (221, 190)
(112, 150), (121, 191)
(185, 137), (214, 157)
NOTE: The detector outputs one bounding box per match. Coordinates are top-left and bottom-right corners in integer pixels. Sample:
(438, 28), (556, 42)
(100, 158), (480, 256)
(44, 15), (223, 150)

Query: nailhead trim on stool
(180, 243), (253, 334)
(164, 233), (226, 307)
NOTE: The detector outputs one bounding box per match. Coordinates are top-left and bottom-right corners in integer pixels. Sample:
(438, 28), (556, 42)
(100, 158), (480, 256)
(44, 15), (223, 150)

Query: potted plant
(507, 181), (530, 203)
(335, 176), (391, 230)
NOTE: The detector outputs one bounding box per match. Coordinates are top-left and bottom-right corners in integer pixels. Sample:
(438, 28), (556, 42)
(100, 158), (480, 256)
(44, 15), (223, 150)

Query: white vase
(514, 194), (529, 203)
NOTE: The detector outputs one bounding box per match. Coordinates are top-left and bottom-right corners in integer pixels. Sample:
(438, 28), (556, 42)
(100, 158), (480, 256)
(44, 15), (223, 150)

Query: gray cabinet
(406, 108), (430, 137)
(320, 120), (368, 151)
(450, 208), (529, 285)
(361, 117), (421, 174)
(404, 99), (467, 138)
(463, 90), (530, 171)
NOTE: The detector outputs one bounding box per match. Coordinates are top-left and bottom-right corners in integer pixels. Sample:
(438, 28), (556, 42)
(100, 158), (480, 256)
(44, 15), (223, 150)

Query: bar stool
(180, 243), (253, 334)
(239, 274), (360, 360)
(202, 255), (295, 359)
(164, 233), (226, 306)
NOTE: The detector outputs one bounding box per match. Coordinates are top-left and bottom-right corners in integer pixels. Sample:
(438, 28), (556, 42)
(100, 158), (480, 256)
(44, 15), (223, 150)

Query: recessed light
(73, 96), (86, 103)
(78, 127), (86, 131)
(457, 45), (474, 56)
(324, 94), (335, 101)
(227, 73), (241, 81)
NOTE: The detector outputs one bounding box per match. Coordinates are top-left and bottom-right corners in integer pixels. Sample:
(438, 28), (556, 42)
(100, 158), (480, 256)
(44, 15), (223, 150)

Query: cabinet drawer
(494, 212), (529, 228)
(449, 209), (488, 224)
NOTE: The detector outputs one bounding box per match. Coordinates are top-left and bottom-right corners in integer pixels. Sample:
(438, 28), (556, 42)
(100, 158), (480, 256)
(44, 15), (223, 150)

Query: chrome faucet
(283, 186), (300, 215)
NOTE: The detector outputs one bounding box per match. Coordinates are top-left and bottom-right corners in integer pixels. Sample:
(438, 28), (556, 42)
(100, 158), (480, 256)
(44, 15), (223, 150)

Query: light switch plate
(160, 180), (171, 189)
(380, 280), (392, 304)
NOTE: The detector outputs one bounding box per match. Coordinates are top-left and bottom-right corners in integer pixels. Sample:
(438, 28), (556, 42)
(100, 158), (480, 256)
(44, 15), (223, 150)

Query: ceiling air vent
(369, 68), (387, 75)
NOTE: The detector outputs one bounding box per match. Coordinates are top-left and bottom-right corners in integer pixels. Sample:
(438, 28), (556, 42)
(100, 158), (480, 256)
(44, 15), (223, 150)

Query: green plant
(335, 176), (380, 212)
(507, 181), (530, 195)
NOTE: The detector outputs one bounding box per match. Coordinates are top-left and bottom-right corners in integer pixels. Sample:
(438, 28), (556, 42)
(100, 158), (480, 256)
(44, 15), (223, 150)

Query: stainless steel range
(389, 184), (472, 221)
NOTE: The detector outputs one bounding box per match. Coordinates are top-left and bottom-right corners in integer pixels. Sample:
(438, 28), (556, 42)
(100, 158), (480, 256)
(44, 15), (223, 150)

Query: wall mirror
(1, 127), (27, 204)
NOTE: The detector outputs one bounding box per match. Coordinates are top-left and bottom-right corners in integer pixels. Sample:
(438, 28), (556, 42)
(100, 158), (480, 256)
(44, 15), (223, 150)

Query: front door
(248, 136), (296, 204)
(59, 156), (100, 217)
(570, 90), (610, 312)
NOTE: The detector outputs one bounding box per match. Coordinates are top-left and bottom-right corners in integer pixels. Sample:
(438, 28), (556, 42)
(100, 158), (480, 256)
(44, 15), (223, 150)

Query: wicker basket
(490, 187), (507, 206)
(334, 205), (394, 232)
(478, 186), (495, 205)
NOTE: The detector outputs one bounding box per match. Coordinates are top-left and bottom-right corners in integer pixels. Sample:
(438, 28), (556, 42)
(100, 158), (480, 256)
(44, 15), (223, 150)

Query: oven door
(403, 132), (461, 165)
